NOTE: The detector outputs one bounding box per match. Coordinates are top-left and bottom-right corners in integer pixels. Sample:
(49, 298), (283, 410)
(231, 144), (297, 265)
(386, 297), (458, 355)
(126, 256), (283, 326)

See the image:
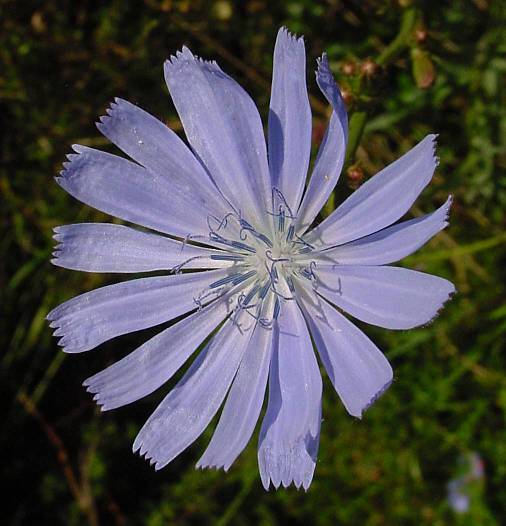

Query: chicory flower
(48, 28), (455, 490)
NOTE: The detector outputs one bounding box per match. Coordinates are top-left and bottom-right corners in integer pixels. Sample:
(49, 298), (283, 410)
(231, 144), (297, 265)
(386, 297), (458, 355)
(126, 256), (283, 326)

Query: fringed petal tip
(45, 315), (73, 352)
(316, 52), (329, 74)
(427, 133), (439, 165)
(355, 378), (394, 419)
(278, 26), (305, 46)
(57, 145), (89, 183)
(315, 53), (343, 100)
(195, 460), (231, 473)
(419, 285), (457, 329)
(258, 445), (316, 491)
(132, 441), (167, 472)
(132, 442), (156, 466)
(50, 256), (62, 267)
(164, 46), (220, 74)
(81, 380), (108, 412)
(441, 194), (453, 227)
(260, 478), (312, 492)
(314, 51), (348, 139)
(97, 107), (115, 128)
(46, 317), (88, 354)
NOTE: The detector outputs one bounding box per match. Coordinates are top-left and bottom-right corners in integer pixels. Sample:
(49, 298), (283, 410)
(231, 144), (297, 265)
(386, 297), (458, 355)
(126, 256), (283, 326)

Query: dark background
(2, 0), (505, 524)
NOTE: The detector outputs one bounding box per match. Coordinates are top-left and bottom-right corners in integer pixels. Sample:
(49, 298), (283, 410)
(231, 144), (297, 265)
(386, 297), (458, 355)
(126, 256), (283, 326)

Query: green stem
(323, 7), (419, 217)
(376, 7), (419, 66)
(215, 470), (256, 526)
(342, 8), (418, 169)
(406, 233), (506, 264)
(344, 111), (368, 168)
(322, 110), (367, 217)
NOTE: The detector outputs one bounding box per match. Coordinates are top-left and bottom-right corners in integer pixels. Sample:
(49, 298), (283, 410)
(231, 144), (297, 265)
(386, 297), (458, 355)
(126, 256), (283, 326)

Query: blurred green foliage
(2, 0), (506, 524)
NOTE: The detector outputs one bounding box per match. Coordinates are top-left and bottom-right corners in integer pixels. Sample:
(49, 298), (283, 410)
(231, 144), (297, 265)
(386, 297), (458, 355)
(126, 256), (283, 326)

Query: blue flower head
(48, 28), (455, 490)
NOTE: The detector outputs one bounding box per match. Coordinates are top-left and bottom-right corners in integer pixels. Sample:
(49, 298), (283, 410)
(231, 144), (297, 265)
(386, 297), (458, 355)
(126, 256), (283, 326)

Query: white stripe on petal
(305, 196), (452, 266)
(46, 269), (230, 353)
(57, 145), (221, 240)
(307, 134), (439, 247)
(52, 223), (232, 273)
(258, 300), (322, 490)
(133, 313), (253, 470)
(316, 265), (455, 330)
(268, 27), (312, 213)
(164, 48), (271, 229)
(96, 97), (228, 219)
(196, 313), (274, 471)
(298, 288), (392, 418)
(83, 293), (235, 411)
(296, 54), (348, 233)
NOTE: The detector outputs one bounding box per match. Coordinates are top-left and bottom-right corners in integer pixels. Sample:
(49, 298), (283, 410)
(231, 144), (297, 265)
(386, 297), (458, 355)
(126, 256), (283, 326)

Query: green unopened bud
(411, 48), (435, 88)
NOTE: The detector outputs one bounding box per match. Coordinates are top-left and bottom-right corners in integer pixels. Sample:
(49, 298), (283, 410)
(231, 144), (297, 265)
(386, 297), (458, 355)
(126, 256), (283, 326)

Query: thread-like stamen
(193, 287), (224, 310)
(170, 256), (205, 274)
(209, 273), (244, 289)
(230, 311), (246, 334)
(259, 281), (271, 299)
(198, 196), (318, 329)
(300, 269), (312, 280)
(209, 232), (257, 253)
(180, 233), (209, 252)
(286, 225), (295, 242)
(231, 269), (256, 285)
(265, 262), (293, 300)
(265, 250), (289, 263)
(240, 282), (261, 307)
(238, 287), (263, 326)
(273, 297), (281, 319)
(271, 187), (295, 220)
(180, 234), (191, 254)
(278, 207), (285, 233)
(335, 276), (343, 296)
(266, 208), (296, 220)
(299, 261), (319, 291)
(210, 254), (245, 262)
(264, 262), (279, 284)
(209, 232), (236, 249)
(207, 212), (236, 233)
(259, 318), (273, 329)
(292, 233), (315, 252)
(231, 240), (257, 253)
(239, 219), (273, 248)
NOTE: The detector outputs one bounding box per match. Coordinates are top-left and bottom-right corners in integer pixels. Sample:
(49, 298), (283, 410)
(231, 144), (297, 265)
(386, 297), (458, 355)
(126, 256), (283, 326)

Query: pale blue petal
(258, 301), (322, 490)
(132, 315), (252, 470)
(46, 269), (229, 353)
(309, 196), (452, 266)
(298, 288), (392, 418)
(58, 145), (218, 240)
(52, 223), (231, 273)
(268, 27), (312, 213)
(96, 97), (228, 219)
(307, 135), (439, 247)
(196, 318), (274, 471)
(296, 54), (348, 232)
(83, 294), (233, 410)
(316, 265), (455, 330)
(164, 48), (271, 228)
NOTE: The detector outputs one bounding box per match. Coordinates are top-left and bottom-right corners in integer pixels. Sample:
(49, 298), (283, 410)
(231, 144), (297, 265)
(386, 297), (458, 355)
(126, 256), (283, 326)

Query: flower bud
(347, 165), (364, 188)
(411, 48), (435, 88)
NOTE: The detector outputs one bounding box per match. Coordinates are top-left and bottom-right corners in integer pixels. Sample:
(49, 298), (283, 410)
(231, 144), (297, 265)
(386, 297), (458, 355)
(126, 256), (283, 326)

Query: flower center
(190, 190), (319, 329)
